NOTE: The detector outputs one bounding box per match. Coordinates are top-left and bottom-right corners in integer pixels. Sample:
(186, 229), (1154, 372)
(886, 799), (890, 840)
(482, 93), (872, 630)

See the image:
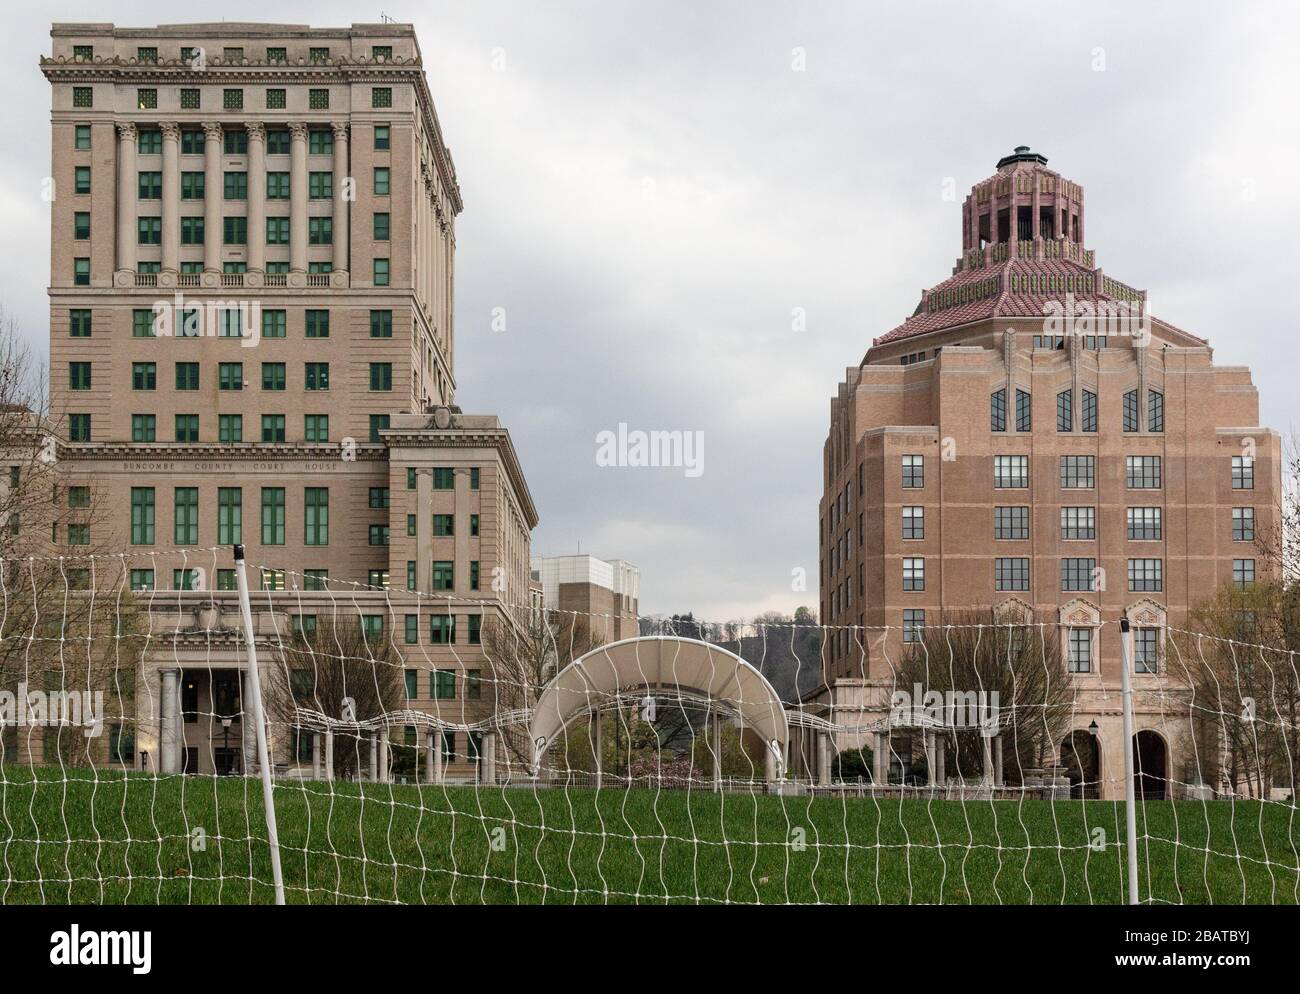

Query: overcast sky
(4, 1), (1299, 620)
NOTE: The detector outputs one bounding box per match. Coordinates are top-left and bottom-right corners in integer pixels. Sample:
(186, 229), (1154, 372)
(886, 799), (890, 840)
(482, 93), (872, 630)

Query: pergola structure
(859, 705), (1010, 787)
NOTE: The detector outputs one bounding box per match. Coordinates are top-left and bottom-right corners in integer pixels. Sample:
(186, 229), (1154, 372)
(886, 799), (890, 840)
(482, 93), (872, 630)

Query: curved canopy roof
(528, 636), (789, 770)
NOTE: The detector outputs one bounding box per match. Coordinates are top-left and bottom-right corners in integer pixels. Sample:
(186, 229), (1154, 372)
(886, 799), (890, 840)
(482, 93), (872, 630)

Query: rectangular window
(373, 212), (390, 240)
(181, 171), (205, 199)
(902, 609), (925, 643)
(68, 414), (90, 441)
(129, 569), (154, 592)
(173, 487), (198, 545)
(181, 216), (205, 245)
(266, 47), (286, 63)
(174, 414), (199, 442)
(433, 468), (455, 490)
(223, 171), (247, 199)
(219, 362), (243, 391)
(304, 488), (329, 546)
(370, 309), (392, 337)
(261, 488), (285, 545)
(175, 362), (199, 390)
(901, 505), (923, 540)
(430, 616), (454, 646)
(994, 455), (1028, 488)
(305, 362), (330, 391)
(309, 88), (329, 110)
(372, 87), (393, 108)
(74, 167), (91, 194)
(68, 362), (91, 390)
(180, 88), (200, 110)
(1126, 455), (1162, 489)
(138, 171), (162, 199)
(265, 88), (286, 109)
(305, 414), (329, 442)
(137, 217), (161, 244)
(470, 561), (480, 590)
(137, 87), (158, 110)
(369, 363), (393, 391)
(308, 172), (332, 199)
(266, 172), (290, 199)
(261, 415), (286, 443)
(470, 468), (480, 490)
(305, 310), (330, 338)
(1128, 558), (1163, 592)
(70, 309), (91, 337)
(1134, 628), (1159, 674)
(138, 129), (162, 155)
(369, 525), (390, 547)
(374, 167), (390, 195)
(1061, 506), (1096, 540)
(902, 557), (924, 592)
(262, 362), (286, 391)
(901, 455), (923, 489)
(433, 514), (454, 537)
(223, 217), (247, 245)
(1232, 455), (1254, 490)
(217, 488), (242, 545)
(1068, 628), (1092, 673)
(308, 217), (332, 245)
(181, 129), (205, 155)
(430, 560), (455, 591)
(373, 259), (390, 286)
(1127, 507), (1162, 541)
(74, 125), (91, 149)
(1056, 389), (1072, 432)
(1233, 558), (1255, 588)
(267, 129), (290, 155)
(308, 129), (333, 155)
(73, 259), (90, 286)
(219, 414), (242, 443)
(995, 557), (1029, 591)
(1061, 558), (1097, 592)
(994, 505), (1029, 540)
(468, 616), (482, 646)
(73, 211), (90, 239)
(72, 86), (93, 107)
(990, 389), (1006, 432)
(1060, 455), (1095, 489)
(1232, 507), (1255, 542)
(130, 488), (154, 545)
(374, 125), (390, 150)
(223, 89), (243, 110)
(132, 414), (156, 441)
(369, 415), (390, 443)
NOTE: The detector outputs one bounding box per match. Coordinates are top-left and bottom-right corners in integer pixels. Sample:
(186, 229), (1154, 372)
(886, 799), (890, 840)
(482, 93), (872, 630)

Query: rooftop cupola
(959, 146), (1089, 269)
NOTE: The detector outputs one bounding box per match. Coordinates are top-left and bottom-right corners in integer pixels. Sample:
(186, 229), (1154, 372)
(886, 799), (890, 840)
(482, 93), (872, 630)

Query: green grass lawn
(0, 768), (1295, 904)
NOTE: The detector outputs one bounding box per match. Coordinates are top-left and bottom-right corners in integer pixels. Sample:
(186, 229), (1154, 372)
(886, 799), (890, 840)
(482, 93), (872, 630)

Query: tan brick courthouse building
(812, 147), (1280, 800)
(39, 22), (538, 778)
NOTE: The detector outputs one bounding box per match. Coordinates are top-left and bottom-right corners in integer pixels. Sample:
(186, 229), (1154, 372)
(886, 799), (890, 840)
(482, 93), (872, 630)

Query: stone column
(159, 667), (179, 774)
(995, 734), (1004, 787)
(160, 123), (180, 274)
(289, 122), (309, 274)
(416, 469), (433, 593)
(424, 728), (436, 783)
(982, 733), (994, 783)
(936, 735), (946, 786)
(116, 123), (138, 274)
(246, 122), (266, 273)
(433, 730), (444, 783)
(923, 730), (935, 788)
(378, 726), (390, 783)
(324, 728), (334, 780)
(591, 712), (602, 790)
(816, 732), (831, 787)
(482, 731), (496, 785)
(873, 731), (886, 785)
(311, 732), (321, 779)
(202, 122), (223, 273)
(710, 711), (721, 792)
(764, 743), (777, 785)
(331, 121), (349, 274)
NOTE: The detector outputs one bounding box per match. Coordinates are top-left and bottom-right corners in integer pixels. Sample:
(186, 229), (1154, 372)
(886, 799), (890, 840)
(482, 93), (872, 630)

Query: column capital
(246, 121), (266, 142)
(116, 121), (137, 142)
(288, 121), (310, 141)
(331, 120), (350, 140)
(159, 122), (181, 142)
(202, 121), (224, 141)
(159, 667), (181, 677)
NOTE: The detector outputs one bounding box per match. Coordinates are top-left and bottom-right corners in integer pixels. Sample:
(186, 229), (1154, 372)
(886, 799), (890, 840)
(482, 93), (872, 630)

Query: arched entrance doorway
(1059, 731), (1101, 799)
(1133, 730), (1167, 800)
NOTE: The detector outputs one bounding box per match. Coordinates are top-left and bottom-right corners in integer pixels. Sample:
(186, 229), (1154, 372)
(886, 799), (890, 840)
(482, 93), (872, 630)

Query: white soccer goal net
(0, 547), (1296, 904)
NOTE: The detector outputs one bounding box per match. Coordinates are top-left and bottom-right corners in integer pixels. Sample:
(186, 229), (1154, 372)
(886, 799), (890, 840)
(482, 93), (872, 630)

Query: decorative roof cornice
(57, 442), (388, 462)
(40, 55), (462, 213)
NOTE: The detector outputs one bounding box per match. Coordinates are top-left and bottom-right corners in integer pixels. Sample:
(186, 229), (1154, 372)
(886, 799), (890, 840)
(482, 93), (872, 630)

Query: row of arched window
(992, 387), (1164, 433)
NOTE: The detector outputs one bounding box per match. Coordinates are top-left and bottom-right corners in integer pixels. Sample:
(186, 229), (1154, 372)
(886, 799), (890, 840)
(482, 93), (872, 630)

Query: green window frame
(173, 487), (198, 545)
(73, 211), (90, 239)
(308, 217), (332, 244)
(74, 125), (91, 149)
(372, 87), (392, 108)
(405, 668), (418, 696)
(174, 414), (199, 442)
(305, 310), (330, 337)
(131, 414), (156, 441)
(74, 259), (90, 285)
(374, 125), (390, 150)
(72, 86), (93, 107)
(433, 468), (454, 490)
(267, 129), (290, 155)
(223, 217), (247, 245)
(223, 171), (248, 199)
(373, 258), (390, 285)
(468, 616), (482, 645)
(265, 88), (286, 110)
(130, 487), (155, 545)
(404, 617), (419, 646)
(137, 129), (162, 154)
(373, 212), (390, 240)
(305, 363), (329, 390)
(432, 561), (453, 591)
(373, 167), (390, 195)
(218, 414), (242, 443)
(261, 488), (285, 545)
(369, 309), (393, 337)
(68, 414), (91, 442)
(132, 362), (156, 390)
(175, 362), (199, 390)
(261, 362), (286, 390)
(261, 309), (287, 338)
(261, 415), (286, 443)
(218, 362), (243, 391)
(369, 415), (389, 442)
(369, 363), (393, 391)
(470, 467), (480, 490)
(217, 487), (242, 545)
(304, 414), (329, 442)
(308, 172), (332, 199)
(74, 167), (91, 194)
(68, 361), (91, 390)
(180, 129), (205, 154)
(180, 216), (204, 244)
(181, 172), (205, 199)
(137, 216), (161, 244)
(266, 171), (289, 199)
(304, 488), (329, 546)
(223, 88), (243, 110)
(433, 514), (453, 537)
(266, 217), (289, 244)
(308, 129), (333, 154)
(137, 171), (161, 199)
(432, 667), (456, 696)
(309, 88), (329, 110)
(180, 88), (200, 110)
